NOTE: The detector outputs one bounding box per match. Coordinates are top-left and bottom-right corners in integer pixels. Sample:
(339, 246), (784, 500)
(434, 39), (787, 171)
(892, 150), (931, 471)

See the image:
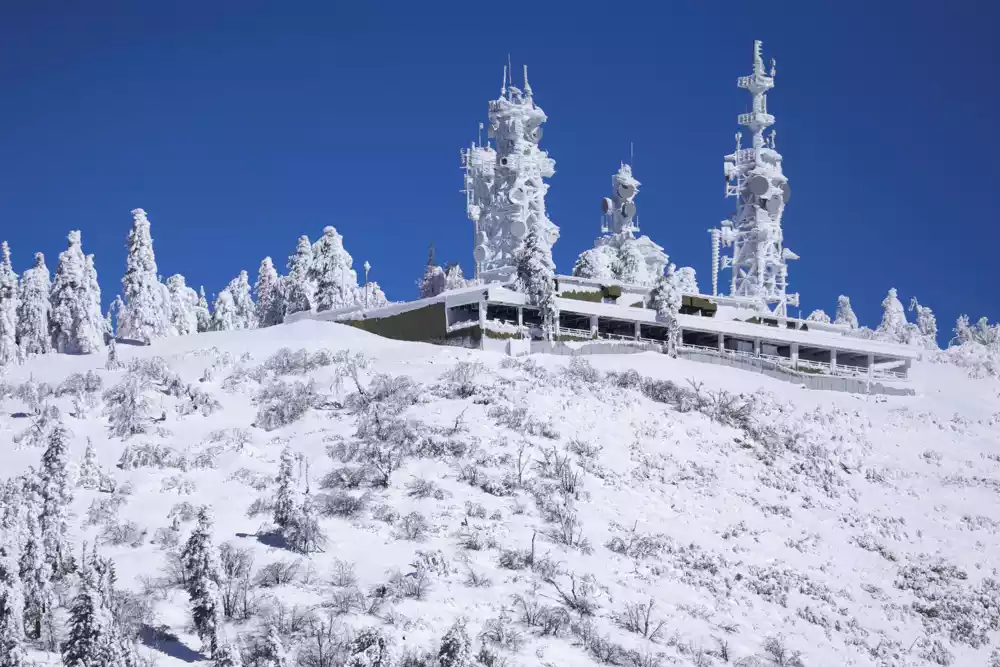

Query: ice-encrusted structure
(573, 163), (668, 286)
(462, 65), (558, 282)
(709, 41), (799, 316)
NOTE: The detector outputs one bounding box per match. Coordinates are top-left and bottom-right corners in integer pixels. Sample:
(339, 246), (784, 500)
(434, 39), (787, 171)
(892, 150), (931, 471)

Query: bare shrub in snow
(218, 542), (258, 621)
(317, 491), (369, 518)
(614, 599), (667, 642)
(255, 559), (301, 587)
(118, 441), (185, 470)
(438, 361), (488, 398)
(397, 511), (430, 541)
(479, 610), (524, 651)
(295, 611), (351, 667)
(329, 587), (365, 616)
(253, 379), (319, 430)
(761, 636), (805, 667)
(406, 476), (447, 500)
(548, 572), (602, 616)
(487, 404), (559, 439)
(388, 567), (432, 600)
(99, 519), (147, 547)
(331, 558), (357, 588)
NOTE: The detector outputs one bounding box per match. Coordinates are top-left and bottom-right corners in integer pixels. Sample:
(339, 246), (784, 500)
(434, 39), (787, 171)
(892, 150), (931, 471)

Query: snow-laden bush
(255, 559), (300, 587)
(253, 379), (319, 430)
(436, 361), (488, 399)
(177, 384), (222, 417)
(346, 373), (422, 418)
(487, 404), (559, 439)
(118, 441), (185, 470)
(99, 519), (148, 547)
(260, 347), (338, 377)
(56, 371), (103, 398)
(13, 378), (53, 414)
(104, 372), (156, 438)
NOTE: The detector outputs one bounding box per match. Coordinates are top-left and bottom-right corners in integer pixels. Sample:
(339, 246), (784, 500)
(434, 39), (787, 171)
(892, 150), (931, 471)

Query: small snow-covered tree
(283, 236), (315, 315)
(105, 339), (124, 371)
(273, 446), (295, 529)
(514, 228), (558, 341)
(418, 246), (446, 298)
(357, 281), (389, 310)
(675, 266), (698, 294)
(118, 209), (173, 344)
(443, 263), (467, 291)
(61, 552), (113, 667)
(834, 295), (859, 329)
(909, 297), (938, 349)
(649, 264), (682, 356)
(195, 287), (212, 333)
(79, 254), (105, 353)
(16, 253), (52, 357)
(78, 439), (100, 490)
(283, 486), (326, 554)
(226, 271), (256, 330)
(260, 622), (291, 667)
(0, 242), (18, 368)
(614, 241), (644, 285)
(0, 545), (27, 667)
(437, 620), (472, 667)
(182, 507), (223, 656)
(346, 627), (391, 667)
(167, 274), (199, 337)
(310, 226), (358, 312)
(876, 288), (907, 343)
(214, 642), (244, 667)
(40, 424), (74, 578)
(48, 231), (87, 355)
(212, 290), (237, 332)
(19, 483), (54, 643)
(806, 309), (831, 324)
(255, 257), (284, 328)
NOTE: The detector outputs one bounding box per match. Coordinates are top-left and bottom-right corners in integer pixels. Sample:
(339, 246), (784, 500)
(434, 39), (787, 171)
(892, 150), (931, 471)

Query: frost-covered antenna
(507, 53), (512, 97)
(501, 64), (507, 98)
(478, 121), (484, 147)
(523, 64), (532, 97)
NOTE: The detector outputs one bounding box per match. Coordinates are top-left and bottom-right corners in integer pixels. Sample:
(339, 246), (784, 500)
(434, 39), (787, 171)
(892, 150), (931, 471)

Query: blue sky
(0, 1), (996, 339)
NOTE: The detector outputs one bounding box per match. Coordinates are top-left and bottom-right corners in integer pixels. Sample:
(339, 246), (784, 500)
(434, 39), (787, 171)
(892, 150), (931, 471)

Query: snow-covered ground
(3, 319), (1000, 666)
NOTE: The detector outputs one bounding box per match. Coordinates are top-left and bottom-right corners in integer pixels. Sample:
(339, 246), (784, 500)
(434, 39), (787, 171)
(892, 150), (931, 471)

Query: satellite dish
(508, 187), (526, 204)
(747, 174), (769, 196)
(780, 181), (791, 203)
(601, 197), (613, 214)
(620, 200), (636, 219)
(473, 245), (488, 263)
(617, 182), (636, 199)
(475, 231), (487, 246)
(765, 197), (781, 215)
(510, 219), (528, 239)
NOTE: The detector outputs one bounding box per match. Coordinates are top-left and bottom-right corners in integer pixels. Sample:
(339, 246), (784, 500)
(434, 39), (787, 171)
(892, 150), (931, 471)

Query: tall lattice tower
(709, 40), (799, 315)
(461, 65), (558, 282)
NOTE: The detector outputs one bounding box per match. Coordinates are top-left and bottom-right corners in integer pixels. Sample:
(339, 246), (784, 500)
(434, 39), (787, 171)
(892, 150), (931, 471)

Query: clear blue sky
(0, 1), (996, 339)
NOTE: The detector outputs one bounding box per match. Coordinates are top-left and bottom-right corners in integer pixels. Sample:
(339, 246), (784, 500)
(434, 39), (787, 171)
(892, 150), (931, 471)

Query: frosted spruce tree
(181, 507), (223, 657)
(118, 208), (173, 344)
(273, 446), (295, 529)
(167, 274), (199, 337)
(195, 287), (212, 333)
(49, 231), (104, 354)
(346, 627), (391, 667)
(310, 226), (358, 312)
(614, 241), (645, 285)
(255, 257), (284, 328)
(16, 253), (52, 357)
(211, 290), (237, 332)
(0, 242), (18, 367)
(226, 271), (256, 329)
(514, 228), (558, 340)
(649, 264), (682, 356)
(61, 552), (113, 667)
(834, 295), (859, 329)
(283, 486), (326, 554)
(676, 266), (698, 295)
(40, 424), (74, 578)
(357, 281), (389, 310)
(81, 255), (106, 352)
(261, 622), (291, 667)
(437, 620), (472, 667)
(214, 642), (244, 667)
(0, 545), (27, 667)
(19, 482), (54, 643)
(284, 236), (315, 315)
(418, 245), (445, 298)
(877, 288), (907, 343)
(909, 297), (938, 349)
(78, 439), (100, 490)
(806, 309), (831, 323)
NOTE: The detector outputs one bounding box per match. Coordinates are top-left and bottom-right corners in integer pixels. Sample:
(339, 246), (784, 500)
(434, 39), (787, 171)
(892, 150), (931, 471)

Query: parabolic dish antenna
(765, 197), (781, 216)
(621, 200), (636, 219)
(617, 182), (636, 199)
(747, 174), (769, 196)
(473, 245), (488, 263)
(475, 231), (487, 246)
(601, 197), (613, 214)
(510, 219), (528, 239)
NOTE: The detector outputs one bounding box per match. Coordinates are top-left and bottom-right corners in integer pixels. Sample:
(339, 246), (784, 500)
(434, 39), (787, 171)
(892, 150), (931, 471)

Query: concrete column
(718, 333), (725, 353)
(867, 352), (875, 368)
(590, 315), (599, 338)
(754, 339), (761, 357)
(830, 349), (837, 373)
(517, 307), (523, 328)
(791, 343), (799, 367)
(634, 321), (641, 341)
(478, 299), (487, 329)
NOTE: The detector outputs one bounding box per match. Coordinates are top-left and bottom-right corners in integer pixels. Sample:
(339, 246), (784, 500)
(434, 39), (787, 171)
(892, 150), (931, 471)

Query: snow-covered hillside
(3, 320), (1000, 667)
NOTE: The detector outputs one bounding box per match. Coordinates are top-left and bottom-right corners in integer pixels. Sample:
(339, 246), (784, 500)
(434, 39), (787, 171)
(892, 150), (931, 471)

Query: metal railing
(678, 344), (909, 382)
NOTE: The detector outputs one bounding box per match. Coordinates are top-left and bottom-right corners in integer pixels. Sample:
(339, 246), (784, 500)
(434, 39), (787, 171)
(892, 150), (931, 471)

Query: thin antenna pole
(630, 141), (634, 165)
(507, 54), (512, 96)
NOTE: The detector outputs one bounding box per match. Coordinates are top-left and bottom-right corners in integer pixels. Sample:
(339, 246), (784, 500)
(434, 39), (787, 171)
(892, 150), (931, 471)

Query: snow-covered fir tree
(284, 235), (315, 315)
(310, 226), (358, 312)
(39, 424), (74, 578)
(0, 545), (27, 667)
(80, 255), (105, 353)
(49, 231), (104, 355)
(346, 627), (391, 667)
(514, 228), (558, 340)
(90, 548), (139, 667)
(118, 209), (173, 344)
(437, 620), (472, 667)
(181, 507), (223, 656)
(78, 439), (100, 490)
(167, 274), (199, 337)
(260, 622), (291, 667)
(676, 266), (698, 295)
(273, 446), (295, 529)
(614, 241), (644, 285)
(649, 264), (682, 356)
(357, 281), (389, 310)
(254, 257), (284, 328)
(444, 262), (468, 291)
(106, 295), (123, 339)
(214, 642), (244, 667)
(61, 551), (113, 667)
(909, 297), (939, 349)
(19, 481), (54, 643)
(283, 486), (326, 554)
(877, 287), (907, 343)
(834, 295), (859, 329)
(105, 339), (124, 371)
(195, 287), (212, 334)
(807, 309), (831, 323)
(0, 242), (18, 367)
(16, 252), (52, 357)
(418, 245), (446, 298)
(226, 271), (256, 329)
(212, 290), (237, 332)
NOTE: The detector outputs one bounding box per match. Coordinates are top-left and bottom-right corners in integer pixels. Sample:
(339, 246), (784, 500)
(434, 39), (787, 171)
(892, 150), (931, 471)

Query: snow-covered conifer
(118, 209), (173, 344)
(443, 263), (467, 291)
(614, 241), (644, 285)
(79, 254), (105, 353)
(418, 246), (446, 298)
(19, 482), (53, 643)
(437, 620), (472, 667)
(649, 264), (682, 356)
(514, 228), (558, 340)
(214, 642), (244, 667)
(283, 486), (326, 554)
(834, 295), (859, 329)
(16, 253), (52, 357)
(273, 446), (295, 529)
(310, 226), (358, 312)
(358, 281), (389, 310)
(909, 297), (939, 349)
(877, 288), (907, 343)
(167, 274), (199, 337)
(255, 257), (284, 328)
(48, 231), (86, 355)
(196, 287), (212, 333)
(675, 266), (698, 295)
(283, 236), (315, 315)
(0, 545), (27, 667)
(106, 295), (124, 339)
(61, 551), (112, 667)
(105, 339), (124, 372)
(226, 271), (256, 329)
(212, 290), (237, 332)
(806, 309), (831, 323)
(0, 242), (18, 367)
(261, 622), (291, 667)
(40, 424), (74, 578)
(346, 627), (391, 667)
(181, 507), (223, 656)
(78, 439), (100, 490)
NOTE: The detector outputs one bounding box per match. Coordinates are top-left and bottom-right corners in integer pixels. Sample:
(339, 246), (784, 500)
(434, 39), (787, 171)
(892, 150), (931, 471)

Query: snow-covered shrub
(388, 567), (432, 600)
(487, 404), (559, 439)
(253, 379), (319, 430)
(118, 441), (185, 470)
(437, 620), (473, 667)
(548, 572), (602, 616)
(563, 357), (602, 385)
(56, 371), (103, 398)
(218, 542), (258, 621)
(330, 558), (357, 588)
(160, 474), (196, 495)
(479, 611), (524, 651)
(260, 347), (337, 377)
(99, 519), (147, 547)
(254, 559), (300, 588)
(397, 511), (430, 541)
(346, 626), (392, 667)
(405, 477), (446, 500)
(85, 495), (127, 526)
(437, 361), (487, 399)
(761, 636), (805, 667)
(613, 599), (666, 642)
(283, 491), (327, 554)
(177, 385), (222, 417)
(317, 491), (369, 518)
(103, 372), (155, 438)
(13, 378), (53, 415)
(346, 373), (421, 418)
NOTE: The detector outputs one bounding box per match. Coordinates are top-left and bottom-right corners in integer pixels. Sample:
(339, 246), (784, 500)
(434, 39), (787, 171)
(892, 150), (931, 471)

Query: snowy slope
(3, 319), (1000, 667)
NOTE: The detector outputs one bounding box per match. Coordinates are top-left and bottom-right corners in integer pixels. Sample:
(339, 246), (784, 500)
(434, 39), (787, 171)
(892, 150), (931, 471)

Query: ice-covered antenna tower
(708, 40), (799, 315)
(461, 63), (558, 282)
(601, 163), (640, 235)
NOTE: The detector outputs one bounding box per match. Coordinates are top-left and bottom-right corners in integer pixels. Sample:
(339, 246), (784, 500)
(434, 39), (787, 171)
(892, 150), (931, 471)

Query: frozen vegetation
(0, 318), (999, 666)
